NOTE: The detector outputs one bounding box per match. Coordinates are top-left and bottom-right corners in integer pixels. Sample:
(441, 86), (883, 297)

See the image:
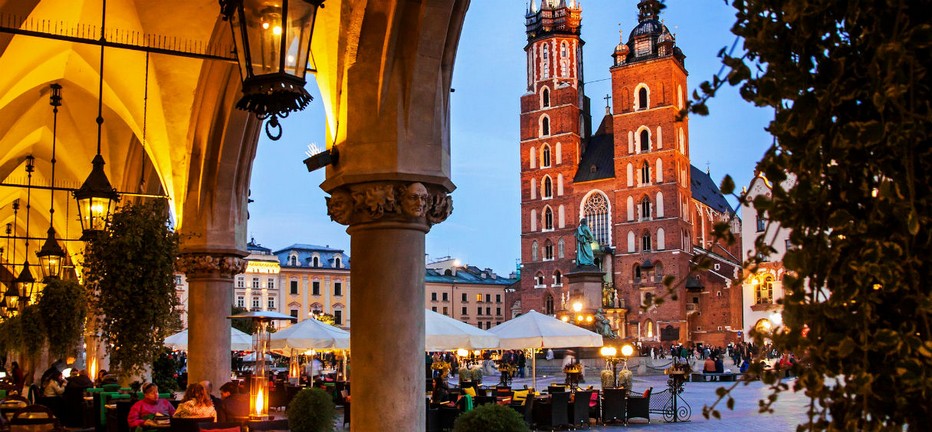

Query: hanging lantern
(74, 155), (119, 239)
(219, 0), (326, 140)
(15, 260), (35, 307)
(36, 227), (66, 281)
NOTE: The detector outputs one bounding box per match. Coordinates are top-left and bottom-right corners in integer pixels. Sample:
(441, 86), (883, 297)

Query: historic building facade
(509, 0), (743, 347)
(425, 258), (517, 329)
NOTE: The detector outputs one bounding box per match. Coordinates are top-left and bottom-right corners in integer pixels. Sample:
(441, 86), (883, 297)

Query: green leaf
(720, 175), (736, 194)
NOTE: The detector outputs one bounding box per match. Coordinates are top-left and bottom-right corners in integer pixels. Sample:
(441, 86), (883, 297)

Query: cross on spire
(604, 94), (612, 115)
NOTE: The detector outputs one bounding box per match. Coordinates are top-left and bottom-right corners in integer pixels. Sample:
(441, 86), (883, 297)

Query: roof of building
(573, 114), (615, 183)
(246, 238), (272, 254)
(425, 266), (517, 286)
(690, 166), (736, 215)
(273, 244), (350, 270)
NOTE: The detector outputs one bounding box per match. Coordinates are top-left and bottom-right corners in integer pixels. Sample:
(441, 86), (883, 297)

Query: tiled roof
(690, 166), (736, 215)
(574, 114), (615, 182)
(425, 267), (517, 286)
(273, 244), (350, 270)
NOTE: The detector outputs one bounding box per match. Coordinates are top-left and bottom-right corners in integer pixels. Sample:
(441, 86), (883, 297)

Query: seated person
(65, 369), (94, 392)
(714, 357), (725, 374)
(218, 381), (249, 421)
(703, 357), (716, 373)
(128, 383), (175, 429)
(430, 377), (450, 407)
(174, 382), (217, 420)
(43, 370), (66, 397)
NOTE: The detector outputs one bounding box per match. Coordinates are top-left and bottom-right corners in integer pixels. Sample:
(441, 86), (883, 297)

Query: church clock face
(635, 38), (651, 56)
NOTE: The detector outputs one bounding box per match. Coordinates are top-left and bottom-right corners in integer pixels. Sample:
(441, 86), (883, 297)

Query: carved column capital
(325, 181), (453, 227)
(176, 253), (248, 279)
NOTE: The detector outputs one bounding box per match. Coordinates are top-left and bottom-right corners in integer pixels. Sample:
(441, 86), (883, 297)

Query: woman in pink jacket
(127, 383), (175, 430)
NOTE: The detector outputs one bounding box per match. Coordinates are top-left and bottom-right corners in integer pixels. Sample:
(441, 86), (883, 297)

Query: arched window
(656, 158), (663, 182)
(657, 228), (666, 250)
(642, 231), (652, 251)
(529, 146), (536, 169)
(530, 209), (537, 231)
(541, 116), (550, 136)
(545, 295), (555, 315)
(535, 272), (545, 286)
(633, 264), (642, 280)
(655, 262), (664, 277)
(531, 240), (539, 261)
(642, 292), (654, 307)
(641, 162), (650, 184)
(544, 239), (554, 260)
(626, 196), (635, 221)
(560, 41), (568, 58)
(756, 214), (766, 232)
(677, 84), (684, 109)
(544, 207), (554, 230)
(553, 270), (563, 285)
(530, 178), (537, 199)
(627, 231), (636, 253)
(543, 176), (553, 198)
(640, 197), (651, 220)
(557, 174), (564, 195)
(656, 191), (665, 217)
(558, 205), (565, 228)
(289, 256), (297, 266)
(312, 256), (320, 267)
(755, 275), (775, 304)
(640, 129), (650, 152)
(558, 238), (565, 258)
(645, 319), (655, 338)
(679, 128), (685, 153)
(638, 87), (649, 110)
(555, 142), (562, 164)
(582, 191), (611, 246)
(626, 163), (633, 187)
(334, 257), (342, 268)
(541, 145), (551, 167)
(542, 87), (550, 108)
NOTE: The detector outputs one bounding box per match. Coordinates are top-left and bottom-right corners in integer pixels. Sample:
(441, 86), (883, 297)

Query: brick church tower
(509, 0), (744, 348)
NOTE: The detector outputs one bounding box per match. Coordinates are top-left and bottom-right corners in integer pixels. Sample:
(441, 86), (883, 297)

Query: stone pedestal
(176, 253), (247, 392)
(566, 266), (606, 311)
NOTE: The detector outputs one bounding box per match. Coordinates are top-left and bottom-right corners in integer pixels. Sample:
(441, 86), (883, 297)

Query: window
(289, 256), (297, 266)
(462, 293), (468, 302)
(545, 295), (554, 315)
(544, 240), (554, 260)
(476, 294), (483, 302)
(641, 162), (650, 184)
(477, 307), (482, 316)
(558, 238), (565, 258)
(642, 292), (654, 307)
(755, 276), (774, 304)
(496, 308), (501, 316)
(542, 145), (551, 168)
(531, 240), (539, 261)
(553, 270), (562, 285)
(267, 298), (276, 310)
(542, 88), (550, 108)
(496, 294), (502, 303)
(583, 192), (611, 246)
(486, 294), (491, 303)
(544, 207), (554, 230)
(442, 307), (448, 315)
(290, 309), (299, 318)
(334, 310), (343, 325)
(252, 278), (260, 289)
(312, 281), (320, 296)
(174, 275), (183, 286)
(541, 116), (550, 136)
(640, 129), (650, 152)
(431, 292), (438, 301)
(432, 306), (437, 312)
(236, 296), (245, 308)
(543, 177), (553, 198)
(560, 41), (568, 58)
(756, 215), (766, 232)
(642, 232), (652, 251)
(267, 278), (275, 289)
(638, 87), (648, 110)
(236, 277), (244, 288)
(634, 264), (642, 281)
(334, 282), (343, 296)
(334, 257), (342, 268)
(442, 292), (449, 302)
(534, 273), (545, 286)
(462, 306), (468, 315)
(252, 297), (260, 309)
(641, 197), (651, 220)
(312, 256), (320, 267)
(486, 307), (491, 316)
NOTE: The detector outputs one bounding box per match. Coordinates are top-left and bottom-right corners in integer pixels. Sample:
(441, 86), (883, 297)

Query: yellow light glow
(473, 350), (481, 356)
(561, 316), (569, 322)
(621, 344), (634, 357)
(572, 302), (583, 312)
(456, 349), (468, 357)
(88, 357), (98, 382)
(273, 26), (282, 36)
(255, 387), (264, 416)
(586, 316), (593, 323)
(262, 22), (270, 29)
(600, 346), (617, 357)
(575, 315), (583, 322)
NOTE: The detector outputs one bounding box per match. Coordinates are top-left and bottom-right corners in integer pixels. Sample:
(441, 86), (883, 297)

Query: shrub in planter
(288, 388), (336, 432)
(601, 369), (615, 389)
(452, 403), (529, 432)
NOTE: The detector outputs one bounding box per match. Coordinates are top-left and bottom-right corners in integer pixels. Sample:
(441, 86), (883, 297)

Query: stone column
(326, 181), (452, 432)
(176, 253), (248, 391)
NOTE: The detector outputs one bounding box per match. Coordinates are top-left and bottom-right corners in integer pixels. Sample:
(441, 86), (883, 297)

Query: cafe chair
(601, 388), (627, 425)
(571, 389), (594, 429)
(626, 387), (652, 423)
(244, 419), (289, 431)
(198, 421), (244, 432)
(8, 404), (61, 432)
(170, 416), (214, 432)
(534, 391), (569, 430)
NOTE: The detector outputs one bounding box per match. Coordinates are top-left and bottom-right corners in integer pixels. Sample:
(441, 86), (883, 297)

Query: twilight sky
(247, 0), (773, 276)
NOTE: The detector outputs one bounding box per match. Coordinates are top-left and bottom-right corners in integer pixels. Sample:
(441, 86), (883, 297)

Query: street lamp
(600, 346), (619, 387)
(219, 0), (326, 140)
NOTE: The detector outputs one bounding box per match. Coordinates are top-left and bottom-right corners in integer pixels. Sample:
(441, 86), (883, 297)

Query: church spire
(637, 0), (661, 22)
(528, 0), (538, 16)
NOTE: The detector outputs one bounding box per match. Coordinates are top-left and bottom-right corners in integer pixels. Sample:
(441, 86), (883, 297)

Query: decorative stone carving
(176, 253), (248, 278)
(325, 181), (453, 227)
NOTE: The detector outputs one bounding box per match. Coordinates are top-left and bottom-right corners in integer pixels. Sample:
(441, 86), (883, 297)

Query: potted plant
(288, 387), (337, 432)
(453, 403), (529, 432)
(601, 369), (615, 389)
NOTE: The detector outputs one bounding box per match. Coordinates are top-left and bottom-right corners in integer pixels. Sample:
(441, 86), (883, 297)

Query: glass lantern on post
(250, 319), (271, 420)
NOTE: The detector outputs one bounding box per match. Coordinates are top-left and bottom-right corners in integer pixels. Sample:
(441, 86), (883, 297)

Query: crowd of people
(126, 380), (251, 429)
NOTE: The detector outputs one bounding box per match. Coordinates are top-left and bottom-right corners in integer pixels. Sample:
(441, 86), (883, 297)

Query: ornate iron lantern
(219, 0), (326, 140)
(74, 155), (119, 239)
(15, 260), (35, 307)
(37, 83), (67, 279)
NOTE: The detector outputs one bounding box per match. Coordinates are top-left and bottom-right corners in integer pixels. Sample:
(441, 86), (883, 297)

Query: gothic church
(508, 0), (744, 347)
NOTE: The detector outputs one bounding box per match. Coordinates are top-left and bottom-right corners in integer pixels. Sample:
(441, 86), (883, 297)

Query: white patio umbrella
(163, 328), (253, 351)
(425, 308), (499, 351)
(268, 318), (351, 351)
(489, 310), (603, 389)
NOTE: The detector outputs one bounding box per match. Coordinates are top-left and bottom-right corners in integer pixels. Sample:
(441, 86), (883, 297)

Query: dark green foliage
(287, 388), (336, 432)
(231, 305), (254, 335)
(37, 278), (87, 359)
(19, 305), (46, 362)
(83, 200), (180, 381)
(151, 348), (180, 392)
(452, 403), (529, 432)
(691, 0), (932, 429)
